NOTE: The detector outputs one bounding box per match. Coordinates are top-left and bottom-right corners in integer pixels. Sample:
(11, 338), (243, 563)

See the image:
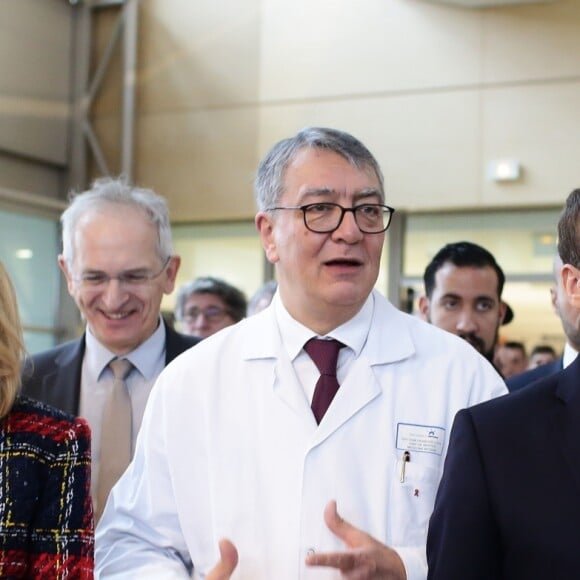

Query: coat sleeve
(95, 378), (193, 579)
(426, 409), (502, 580)
(32, 416), (94, 578)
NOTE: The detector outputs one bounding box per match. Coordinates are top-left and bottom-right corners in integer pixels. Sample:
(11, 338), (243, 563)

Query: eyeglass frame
(181, 305), (233, 323)
(71, 256), (172, 289)
(266, 202), (396, 234)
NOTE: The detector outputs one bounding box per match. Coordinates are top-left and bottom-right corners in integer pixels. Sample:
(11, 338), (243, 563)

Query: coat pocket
(389, 457), (440, 546)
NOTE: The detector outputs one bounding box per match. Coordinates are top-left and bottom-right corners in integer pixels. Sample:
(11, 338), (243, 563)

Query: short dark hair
(175, 276), (247, 323)
(423, 241), (505, 299)
(530, 344), (557, 358)
(503, 341), (526, 355)
(557, 188), (580, 269)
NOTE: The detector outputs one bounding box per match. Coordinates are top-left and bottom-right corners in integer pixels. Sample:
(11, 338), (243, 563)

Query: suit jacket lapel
(40, 324), (196, 416)
(554, 357), (580, 493)
(42, 337), (85, 415)
(164, 321), (200, 365)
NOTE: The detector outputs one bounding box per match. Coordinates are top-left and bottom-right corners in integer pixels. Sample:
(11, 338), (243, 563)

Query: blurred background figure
(247, 279), (277, 316)
(0, 261), (93, 576)
(528, 344), (558, 369)
(175, 276), (247, 338)
(494, 341), (528, 379)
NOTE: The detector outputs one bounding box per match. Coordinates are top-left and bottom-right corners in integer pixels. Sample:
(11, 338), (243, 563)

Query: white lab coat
(96, 291), (506, 580)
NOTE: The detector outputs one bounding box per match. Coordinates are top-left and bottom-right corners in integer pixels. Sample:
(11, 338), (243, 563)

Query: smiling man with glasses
(22, 177), (200, 520)
(74, 255), (172, 290)
(96, 127), (506, 580)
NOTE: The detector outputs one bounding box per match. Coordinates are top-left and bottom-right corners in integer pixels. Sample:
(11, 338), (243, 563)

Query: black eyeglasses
(267, 202), (395, 234)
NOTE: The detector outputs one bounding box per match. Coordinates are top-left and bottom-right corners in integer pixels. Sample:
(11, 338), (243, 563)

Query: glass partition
(0, 209), (60, 353)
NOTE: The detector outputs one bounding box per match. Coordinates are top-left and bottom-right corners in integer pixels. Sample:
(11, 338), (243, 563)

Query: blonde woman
(0, 262), (93, 578)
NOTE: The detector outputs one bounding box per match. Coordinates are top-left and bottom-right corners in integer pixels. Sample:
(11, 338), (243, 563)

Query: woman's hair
(0, 261), (25, 419)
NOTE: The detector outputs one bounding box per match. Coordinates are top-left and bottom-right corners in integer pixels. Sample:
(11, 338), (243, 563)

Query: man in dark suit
(508, 254), (578, 391)
(22, 177), (199, 519)
(23, 326), (197, 416)
(427, 188), (580, 579)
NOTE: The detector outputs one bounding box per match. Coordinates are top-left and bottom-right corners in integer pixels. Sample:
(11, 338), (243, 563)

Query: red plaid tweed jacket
(0, 396), (93, 578)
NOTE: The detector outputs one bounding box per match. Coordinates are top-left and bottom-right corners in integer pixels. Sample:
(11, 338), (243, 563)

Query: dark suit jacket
(506, 357), (563, 392)
(427, 355), (580, 580)
(21, 322), (199, 415)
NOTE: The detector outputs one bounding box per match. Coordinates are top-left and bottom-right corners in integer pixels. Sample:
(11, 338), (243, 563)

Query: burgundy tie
(304, 338), (345, 424)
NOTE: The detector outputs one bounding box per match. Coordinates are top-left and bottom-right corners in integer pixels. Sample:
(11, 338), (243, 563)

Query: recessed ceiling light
(15, 249), (33, 260)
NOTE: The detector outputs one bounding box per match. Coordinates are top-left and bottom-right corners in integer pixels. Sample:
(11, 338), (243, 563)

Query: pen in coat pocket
(400, 450), (411, 483)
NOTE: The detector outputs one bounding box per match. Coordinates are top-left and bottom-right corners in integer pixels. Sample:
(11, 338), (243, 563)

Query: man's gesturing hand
(206, 539), (238, 580)
(305, 500), (407, 579)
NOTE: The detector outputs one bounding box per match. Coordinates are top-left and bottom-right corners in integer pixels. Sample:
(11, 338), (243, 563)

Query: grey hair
(61, 176), (173, 265)
(254, 127), (385, 211)
(174, 276), (247, 323)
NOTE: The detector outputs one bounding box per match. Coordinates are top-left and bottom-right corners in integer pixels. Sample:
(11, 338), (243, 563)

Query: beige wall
(0, 0), (71, 197)
(92, 0), (580, 222)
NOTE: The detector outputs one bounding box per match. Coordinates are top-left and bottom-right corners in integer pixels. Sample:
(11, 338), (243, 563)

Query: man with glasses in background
(96, 127), (505, 579)
(22, 177), (199, 520)
(174, 276), (247, 338)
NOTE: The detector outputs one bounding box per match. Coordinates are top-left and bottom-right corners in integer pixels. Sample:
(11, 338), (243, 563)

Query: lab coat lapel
(243, 308), (313, 423)
(311, 294), (417, 445)
(244, 292), (417, 438)
(311, 358), (382, 444)
(272, 348), (314, 421)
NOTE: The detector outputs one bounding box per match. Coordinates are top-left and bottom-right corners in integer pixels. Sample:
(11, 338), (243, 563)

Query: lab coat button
(306, 547), (315, 557)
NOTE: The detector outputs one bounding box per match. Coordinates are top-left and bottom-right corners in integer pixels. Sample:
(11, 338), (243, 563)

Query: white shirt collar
(273, 292), (374, 362)
(84, 317), (167, 380)
(563, 342), (578, 369)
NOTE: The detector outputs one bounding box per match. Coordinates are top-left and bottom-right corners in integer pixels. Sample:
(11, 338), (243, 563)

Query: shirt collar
(273, 292), (374, 362)
(563, 342), (578, 369)
(85, 317), (167, 380)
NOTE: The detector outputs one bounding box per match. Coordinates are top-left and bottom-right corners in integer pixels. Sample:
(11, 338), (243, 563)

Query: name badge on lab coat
(396, 423), (445, 455)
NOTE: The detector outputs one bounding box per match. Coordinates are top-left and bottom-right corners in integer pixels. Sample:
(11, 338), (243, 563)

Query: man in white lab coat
(96, 127), (506, 580)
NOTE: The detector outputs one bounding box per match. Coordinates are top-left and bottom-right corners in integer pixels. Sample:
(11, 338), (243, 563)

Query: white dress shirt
(274, 291), (373, 404)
